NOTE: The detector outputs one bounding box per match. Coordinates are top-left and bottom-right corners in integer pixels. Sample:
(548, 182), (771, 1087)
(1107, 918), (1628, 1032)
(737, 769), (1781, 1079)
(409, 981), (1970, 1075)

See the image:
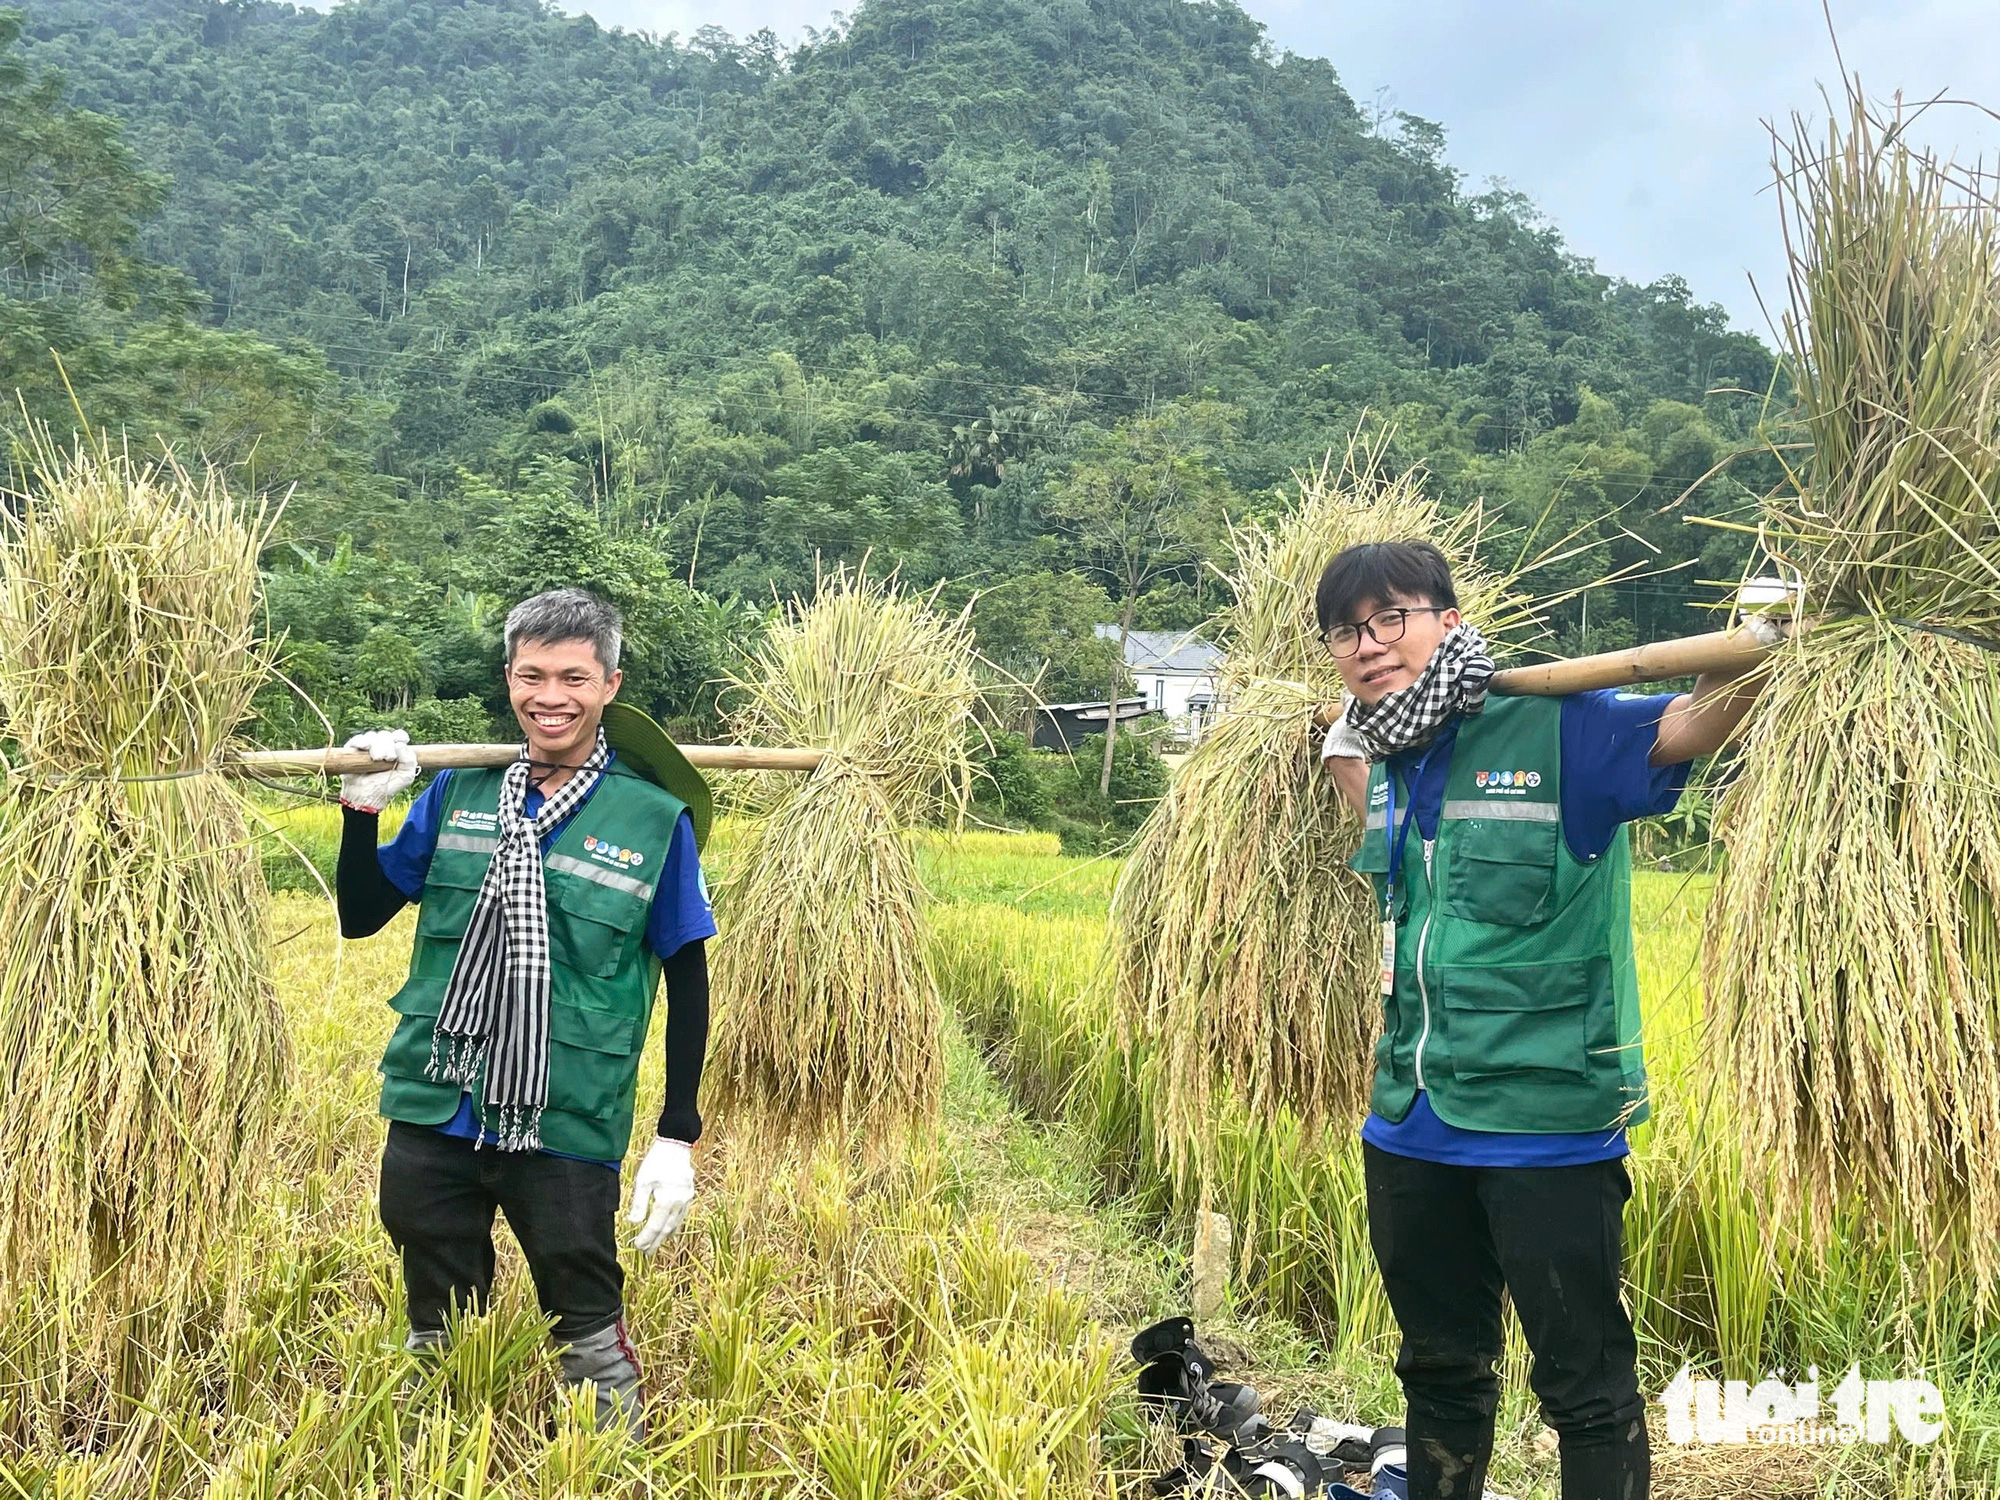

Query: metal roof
(1093, 625), (1222, 674)
(1036, 697), (1152, 718)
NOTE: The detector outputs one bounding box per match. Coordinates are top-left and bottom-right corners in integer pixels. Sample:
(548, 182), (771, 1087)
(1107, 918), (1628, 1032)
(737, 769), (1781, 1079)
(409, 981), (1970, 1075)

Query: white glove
(1739, 612), (1788, 648)
(1320, 699), (1371, 763)
(1734, 576), (1799, 649)
(625, 1137), (695, 1254)
(339, 728), (418, 813)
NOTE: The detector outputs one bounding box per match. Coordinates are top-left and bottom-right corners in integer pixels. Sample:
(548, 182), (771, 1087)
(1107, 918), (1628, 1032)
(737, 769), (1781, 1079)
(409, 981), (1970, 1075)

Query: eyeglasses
(1326, 606), (1447, 658)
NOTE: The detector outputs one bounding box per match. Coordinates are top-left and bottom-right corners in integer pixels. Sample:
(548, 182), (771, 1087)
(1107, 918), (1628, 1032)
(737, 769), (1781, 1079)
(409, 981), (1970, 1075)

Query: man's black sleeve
(656, 939), (709, 1145)
(337, 806), (409, 938)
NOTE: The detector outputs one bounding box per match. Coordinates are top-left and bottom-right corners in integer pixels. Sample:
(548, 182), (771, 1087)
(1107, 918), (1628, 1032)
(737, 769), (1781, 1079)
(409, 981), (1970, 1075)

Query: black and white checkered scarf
(1342, 623), (1495, 760)
(427, 729), (612, 1151)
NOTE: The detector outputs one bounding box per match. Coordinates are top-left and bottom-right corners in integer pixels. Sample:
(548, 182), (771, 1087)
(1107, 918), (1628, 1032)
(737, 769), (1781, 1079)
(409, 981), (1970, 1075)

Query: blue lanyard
(1382, 745), (1436, 918)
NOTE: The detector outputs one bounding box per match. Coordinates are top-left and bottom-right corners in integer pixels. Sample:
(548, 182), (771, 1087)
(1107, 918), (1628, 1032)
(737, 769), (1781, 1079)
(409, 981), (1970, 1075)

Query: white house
(1095, 625), (1222, 740)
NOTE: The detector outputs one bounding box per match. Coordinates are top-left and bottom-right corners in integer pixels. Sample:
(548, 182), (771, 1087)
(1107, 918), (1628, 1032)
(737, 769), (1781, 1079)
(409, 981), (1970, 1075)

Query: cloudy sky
(559, 0), (2000, 333)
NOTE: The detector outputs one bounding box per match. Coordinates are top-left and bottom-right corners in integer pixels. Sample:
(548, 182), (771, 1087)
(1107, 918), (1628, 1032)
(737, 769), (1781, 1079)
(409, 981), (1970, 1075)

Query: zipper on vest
(1414, 838), (1436, 1091)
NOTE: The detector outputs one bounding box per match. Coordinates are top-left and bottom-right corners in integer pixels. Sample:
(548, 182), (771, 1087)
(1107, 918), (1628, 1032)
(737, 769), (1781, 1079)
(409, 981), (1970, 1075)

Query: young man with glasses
(1315, 542), (1772, 1500)
(334, 588), (716, 1435)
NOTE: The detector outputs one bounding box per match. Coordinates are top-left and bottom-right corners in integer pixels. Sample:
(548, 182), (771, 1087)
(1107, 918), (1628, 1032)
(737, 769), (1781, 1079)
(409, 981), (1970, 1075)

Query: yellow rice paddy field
(3, 820), (1991, 1497)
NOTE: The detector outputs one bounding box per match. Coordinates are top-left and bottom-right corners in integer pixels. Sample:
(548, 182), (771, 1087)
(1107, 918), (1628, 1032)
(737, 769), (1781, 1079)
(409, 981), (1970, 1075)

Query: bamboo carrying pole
(229, 743), (827, 775)
(1311, 624), (1783, 726)
(234, 625), (1780, 771)
(1487, 625), (1776, 696)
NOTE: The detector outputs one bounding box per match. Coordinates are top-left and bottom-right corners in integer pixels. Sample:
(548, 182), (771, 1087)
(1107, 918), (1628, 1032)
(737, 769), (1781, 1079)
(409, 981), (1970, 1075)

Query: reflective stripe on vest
(545, 852), (653, 900)
(1363, 798), (1560, 830)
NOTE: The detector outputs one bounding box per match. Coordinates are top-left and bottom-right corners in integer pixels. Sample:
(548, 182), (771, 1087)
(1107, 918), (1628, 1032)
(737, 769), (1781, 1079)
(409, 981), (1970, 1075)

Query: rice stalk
(707, 566), (980, 1149)
(0, 428), (290, 1395)
(1703, 87), (2000, 1284)
(1111, 430), (1538, 1182)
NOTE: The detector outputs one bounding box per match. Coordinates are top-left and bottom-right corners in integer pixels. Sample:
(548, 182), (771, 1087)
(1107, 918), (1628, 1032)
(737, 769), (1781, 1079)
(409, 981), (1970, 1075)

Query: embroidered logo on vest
(582, 834), (645, 869)
(1473, 769), (1542, 792)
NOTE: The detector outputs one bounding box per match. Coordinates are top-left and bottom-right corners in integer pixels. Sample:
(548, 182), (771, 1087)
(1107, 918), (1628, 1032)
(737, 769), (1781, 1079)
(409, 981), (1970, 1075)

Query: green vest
(377, 761), (688, 1161)
(1350, 695), (1649, 1133)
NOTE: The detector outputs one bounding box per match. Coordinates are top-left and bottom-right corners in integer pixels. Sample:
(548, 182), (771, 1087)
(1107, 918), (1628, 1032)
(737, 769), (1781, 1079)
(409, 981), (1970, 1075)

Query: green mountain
(6, 0), (1785, 735)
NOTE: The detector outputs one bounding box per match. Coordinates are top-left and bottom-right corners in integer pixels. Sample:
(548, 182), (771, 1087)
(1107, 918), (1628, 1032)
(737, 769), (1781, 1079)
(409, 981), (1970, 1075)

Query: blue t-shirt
(378, 756), (718, 1166)
(1360, 690), (1690, 1168)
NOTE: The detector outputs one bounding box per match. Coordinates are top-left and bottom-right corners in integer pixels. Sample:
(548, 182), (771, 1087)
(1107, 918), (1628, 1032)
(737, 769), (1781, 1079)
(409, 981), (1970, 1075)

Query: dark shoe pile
(1132, 1317), (1409, 1498)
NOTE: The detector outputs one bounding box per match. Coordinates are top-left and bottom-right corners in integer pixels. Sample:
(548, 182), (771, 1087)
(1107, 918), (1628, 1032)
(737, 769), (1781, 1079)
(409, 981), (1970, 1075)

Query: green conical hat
(601, 701), (713, 850)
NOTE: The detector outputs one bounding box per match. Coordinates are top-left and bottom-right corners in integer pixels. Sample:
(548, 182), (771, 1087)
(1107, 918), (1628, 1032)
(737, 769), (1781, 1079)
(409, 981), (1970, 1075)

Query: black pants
(1363, 1142), (1649, 1500)
(378, 1121), (624, 1344)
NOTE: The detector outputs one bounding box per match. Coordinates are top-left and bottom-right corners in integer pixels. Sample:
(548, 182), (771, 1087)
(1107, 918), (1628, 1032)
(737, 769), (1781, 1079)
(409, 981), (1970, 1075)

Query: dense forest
(4, 0), (1787, 753)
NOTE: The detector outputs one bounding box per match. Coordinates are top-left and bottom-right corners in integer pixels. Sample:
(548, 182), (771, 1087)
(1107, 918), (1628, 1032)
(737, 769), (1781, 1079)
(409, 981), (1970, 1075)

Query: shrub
(971, 731), (1052, 827)
(396, 694), (498, 744)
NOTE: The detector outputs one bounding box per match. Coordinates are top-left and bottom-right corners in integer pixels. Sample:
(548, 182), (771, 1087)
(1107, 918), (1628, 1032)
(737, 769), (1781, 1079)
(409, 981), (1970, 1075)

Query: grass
(4, 827), (1994, 1495)
(922, 829), (1121, 918)
(0, 884), (1132, 1497)
(256, 796), (405, 895)
(935, 850), (2000, 1498)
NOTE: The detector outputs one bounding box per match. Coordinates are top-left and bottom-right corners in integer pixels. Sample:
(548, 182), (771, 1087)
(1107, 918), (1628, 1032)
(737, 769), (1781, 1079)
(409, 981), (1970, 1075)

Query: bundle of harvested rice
(1703, 91), (2000, 1279)
(708, 568), (979, 1145)
(0, 432), (290, 1364)
(1112, 434), (1537, 1177)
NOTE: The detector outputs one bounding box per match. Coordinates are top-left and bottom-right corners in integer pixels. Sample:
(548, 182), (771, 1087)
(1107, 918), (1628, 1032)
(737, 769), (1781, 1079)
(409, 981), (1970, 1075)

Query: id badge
(1380, 919), (1396, 997)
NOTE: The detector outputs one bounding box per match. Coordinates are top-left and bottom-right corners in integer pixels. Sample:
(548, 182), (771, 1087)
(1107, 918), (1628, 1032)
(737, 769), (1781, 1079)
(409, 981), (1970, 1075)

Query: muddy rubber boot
(398, 1325), (450, 1395)
(558, 1319), (647, 1437)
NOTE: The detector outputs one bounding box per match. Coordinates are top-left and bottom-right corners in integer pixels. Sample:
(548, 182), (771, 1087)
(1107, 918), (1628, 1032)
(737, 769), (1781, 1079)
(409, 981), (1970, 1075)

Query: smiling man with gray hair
(334, 587), (717, 1435)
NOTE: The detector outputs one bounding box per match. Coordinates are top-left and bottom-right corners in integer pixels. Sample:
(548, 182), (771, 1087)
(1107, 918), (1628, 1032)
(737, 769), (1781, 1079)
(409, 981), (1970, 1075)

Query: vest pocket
(1375, 991), (1407, 1081)
(1439, 959), (1605, 1080)
(549, 899), (644, 979)
(412, 869), (486, 982)
(547, 1002), (642, 1122)
(1442, 818), (1559, 926)
(415, 866), (486, 944)
(380, 986), (444, 1082)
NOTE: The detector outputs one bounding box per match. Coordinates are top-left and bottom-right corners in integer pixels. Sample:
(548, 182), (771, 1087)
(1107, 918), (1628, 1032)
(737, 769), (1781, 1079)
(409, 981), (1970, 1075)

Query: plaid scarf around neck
(1342, 623), (1495, 760)
(427, 729), (613, 1151)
